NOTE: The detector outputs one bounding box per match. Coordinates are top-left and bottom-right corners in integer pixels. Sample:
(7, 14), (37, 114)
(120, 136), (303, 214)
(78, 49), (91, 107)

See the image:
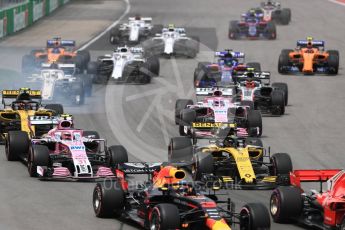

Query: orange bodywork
(34, 47), (77, 64)
(152, 166), (186, 188)
(288, 48), (330, 73)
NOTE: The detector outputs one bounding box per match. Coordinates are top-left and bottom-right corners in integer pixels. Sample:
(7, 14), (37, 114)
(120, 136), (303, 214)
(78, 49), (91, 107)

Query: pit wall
(0, 0), (69, 38)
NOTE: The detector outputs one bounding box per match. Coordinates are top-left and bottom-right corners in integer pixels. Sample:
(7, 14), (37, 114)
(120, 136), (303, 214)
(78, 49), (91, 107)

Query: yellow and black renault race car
(0, 88), (63, 159)
(168, 125), (292, 189)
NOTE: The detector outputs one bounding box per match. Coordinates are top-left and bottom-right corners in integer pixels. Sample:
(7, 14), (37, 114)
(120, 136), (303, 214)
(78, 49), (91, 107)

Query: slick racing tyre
(109, 26), (121, 44)
(93, 180), (125, 217)
(327, 50), (339, 75)
(83, 131), (100, 151)
(270, 186), (302, 223)
(278, 49), (293, 74)
(28, 145), (50, 177)
(168, 137), (193, 162)
(6, 131), (29, 161)
(150, 204), (180, 230)
(265, 22), (277, 40)
(240, 203), (271, 229)
(271, 90), (285, 115)
(175, 99), (193, 125)
(272, 82), (288, 105)
(247, 110), (262, 136)
(280, 8), (291, 25)
(146, 55), (160, 76)
(192, 152), (214, 180)
(270, 153), (293, 176)
(229, 20), (239, 40)
(72, 82), (85, 105)
(107, 145), (128, 167)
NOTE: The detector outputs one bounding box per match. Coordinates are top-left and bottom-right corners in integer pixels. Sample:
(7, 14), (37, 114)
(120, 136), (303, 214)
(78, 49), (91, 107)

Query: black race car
(93, 161), (271, 229)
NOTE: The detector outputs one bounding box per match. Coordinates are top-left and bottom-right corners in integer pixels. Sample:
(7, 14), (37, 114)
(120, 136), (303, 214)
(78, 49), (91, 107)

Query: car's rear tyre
(109, 26), (121, 45)
(240, 203), (271, 230)
(270, 153), (292, 176)
(45, 104), (64, 115)
(28, 145), (50, 177)
(147, 56), (160, 76)
(247, 62), (261, 72)
(6, 131), (29, 161)
(266, 22), (276, 40)
(93, 180), (125, 218)
(175, 99), (193, 125)
(149, 204), (180, 230)
(247, 110), (262, 136)
(192, 152), (214, 180)
(278, 49), (293, 74)
(270, 186), (302, 223)
(271, 90), (285, 115)
(168, 137), (193, 162)
(327, 50), (339, 75)
(229, 21), (239, 40)
(107, 145), (128, 167)
(272, 82), (288, 105)
(280, 8), (291, 25)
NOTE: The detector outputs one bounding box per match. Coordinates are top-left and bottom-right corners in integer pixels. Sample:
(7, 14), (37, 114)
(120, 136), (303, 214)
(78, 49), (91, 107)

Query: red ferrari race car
(270, 169), (345, 229)
(93, 161), (271, 229)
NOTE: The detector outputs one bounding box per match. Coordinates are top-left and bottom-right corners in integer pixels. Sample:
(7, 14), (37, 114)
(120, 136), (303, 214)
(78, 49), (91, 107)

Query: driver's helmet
(176, 183), (195, 196)
(134, 15), (141, 20)
(224, 58), (238, 67)
(61, 132), (72, 141)
(223, 135), (237, 147)
(248, 9), (256, 17)
(306, 36), (313, 49)
(246, 71), (255, 78)
(16, 92), (31, 101)
(245, 79), (256, 88)
(267, 0), (273, 5)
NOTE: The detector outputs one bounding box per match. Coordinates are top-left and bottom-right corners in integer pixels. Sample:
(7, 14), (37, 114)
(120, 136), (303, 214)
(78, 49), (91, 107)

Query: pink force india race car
(5, 114), (128, 180)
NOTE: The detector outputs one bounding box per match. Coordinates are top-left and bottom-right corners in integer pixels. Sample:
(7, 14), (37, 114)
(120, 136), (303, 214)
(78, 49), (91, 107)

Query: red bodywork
(290, 169), (345, 227)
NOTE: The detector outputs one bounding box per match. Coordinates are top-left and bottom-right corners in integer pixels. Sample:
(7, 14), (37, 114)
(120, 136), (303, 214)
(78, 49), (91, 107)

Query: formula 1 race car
(109, 16), (162, 44)
(93, 161), (271, 229)
(0, 88), (63, 145)
(175, 89), (262, 137)
(194, 50), (261, 88)
(229, 10), (276, 40)
(87, 46), (159, 84)
(6, 114), (129, 180)
(233, 70), (288, 115)
(256, 0), (291, 25)
(27, 65), (93, 105)
(168, 132), (293, 189)
(270, 169), (345, 229)
(22, 37), (90, 74)
(278, 37), (340, 75)
(143, 24), (199, 58)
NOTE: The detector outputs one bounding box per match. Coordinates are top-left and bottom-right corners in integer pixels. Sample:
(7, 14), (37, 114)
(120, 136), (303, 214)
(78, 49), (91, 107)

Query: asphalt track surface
(0, 0), (345, 229)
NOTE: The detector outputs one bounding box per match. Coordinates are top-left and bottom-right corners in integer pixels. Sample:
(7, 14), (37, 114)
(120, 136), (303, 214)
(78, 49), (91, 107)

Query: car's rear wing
(297, 40), (325, 48)
(289, 169), (341, 187)
(29, 115), (59, 125)
(129, 17), (152, 22)
(196, 87), (234, 96)
(234, 71), (270, 85)
(47, 39), (76, 48)
(117, 162), (163, 174)
(215, 51), (245, 59)
(1, 89), (42, 99)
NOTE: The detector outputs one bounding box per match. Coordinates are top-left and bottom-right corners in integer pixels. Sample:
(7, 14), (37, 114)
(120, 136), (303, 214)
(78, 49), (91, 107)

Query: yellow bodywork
(201, 144), (263, 183)
(0, 109), (53, 137)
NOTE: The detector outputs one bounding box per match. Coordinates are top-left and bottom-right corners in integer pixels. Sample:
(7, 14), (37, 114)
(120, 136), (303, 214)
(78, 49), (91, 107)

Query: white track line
(78, 0), (131, 51)
(328, 0), (345, 6)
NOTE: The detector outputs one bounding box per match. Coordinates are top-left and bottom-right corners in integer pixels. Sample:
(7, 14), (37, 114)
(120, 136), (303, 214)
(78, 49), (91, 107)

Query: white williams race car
(109, 16), (162, 45)
(27, 65), (93, 105)
(87, 46), (159, 84)
(143, 24), (199, 58)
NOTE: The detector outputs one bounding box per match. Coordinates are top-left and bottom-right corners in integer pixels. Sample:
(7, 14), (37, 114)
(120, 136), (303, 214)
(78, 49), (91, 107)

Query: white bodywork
(120, 17), (153, 42)
(99, 46), (146, 79)
(28, 65), (77, 101)
(236, 71), (270, 101)
(153, 27), (190, 54)
(260, 2), (281, 21)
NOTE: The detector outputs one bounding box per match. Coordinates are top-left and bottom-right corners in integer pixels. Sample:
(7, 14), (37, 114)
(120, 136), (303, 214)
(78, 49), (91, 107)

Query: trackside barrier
(0, 0), (69, 39)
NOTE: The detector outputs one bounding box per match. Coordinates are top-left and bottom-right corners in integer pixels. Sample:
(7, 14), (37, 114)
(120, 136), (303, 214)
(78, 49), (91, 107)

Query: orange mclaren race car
(21, 37), (90, 74)
(93, 160), (271, 229)
(278, 37), (339, 75)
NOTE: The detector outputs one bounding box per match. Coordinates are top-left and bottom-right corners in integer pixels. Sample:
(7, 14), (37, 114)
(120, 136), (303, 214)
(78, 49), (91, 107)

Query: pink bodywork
(36, 127), (114, 179)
